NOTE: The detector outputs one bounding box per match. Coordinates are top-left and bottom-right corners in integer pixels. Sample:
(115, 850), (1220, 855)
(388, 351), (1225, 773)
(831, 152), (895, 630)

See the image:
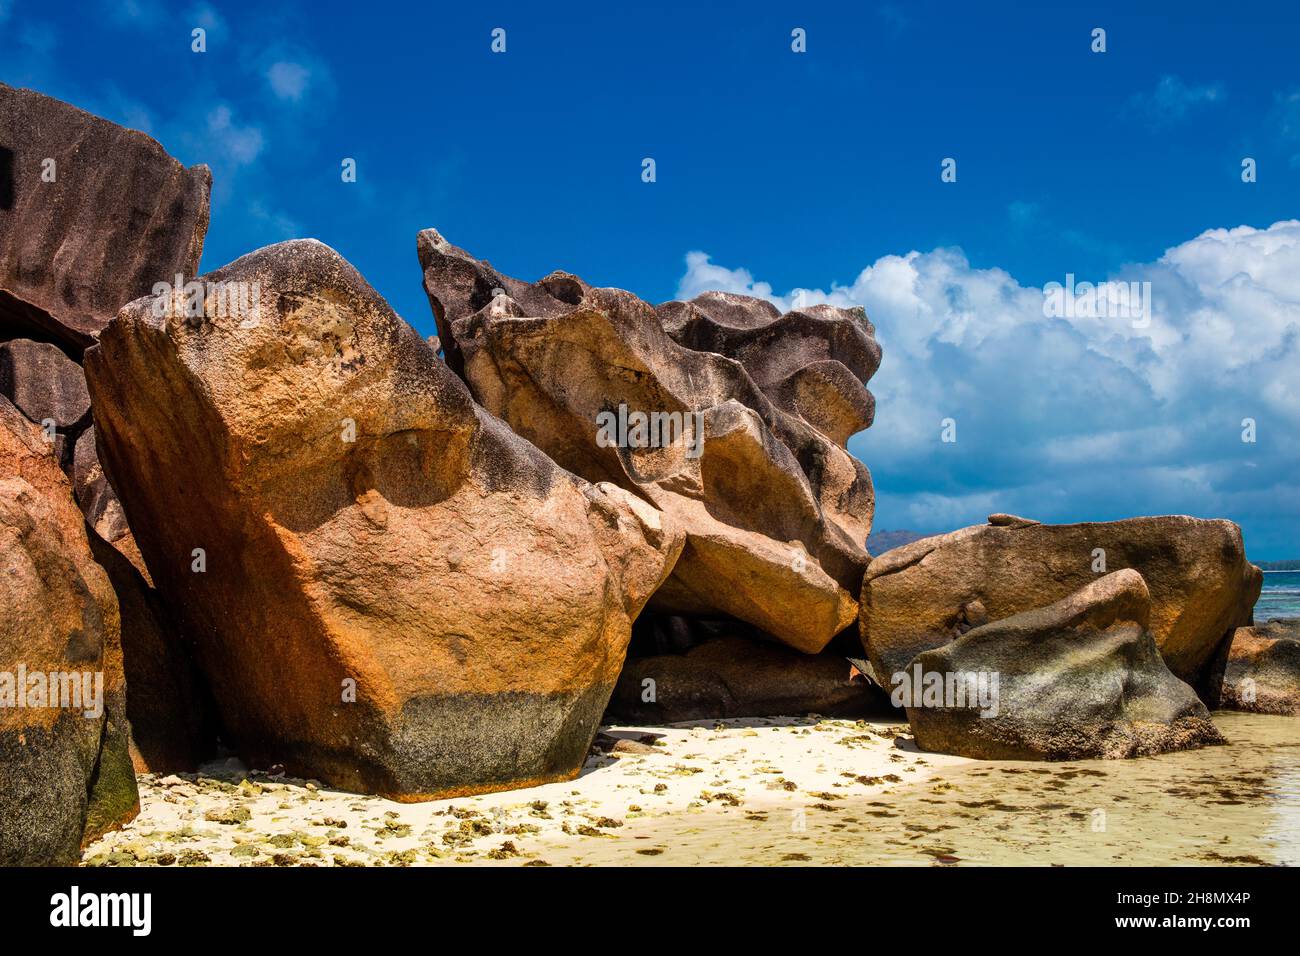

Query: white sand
(82, 715), (971, 867)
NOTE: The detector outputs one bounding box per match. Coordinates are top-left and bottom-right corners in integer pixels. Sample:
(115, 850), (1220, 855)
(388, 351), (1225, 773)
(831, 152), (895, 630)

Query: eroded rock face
(656, 292), (880, 448)
(1216, 620), (1300, 716)
(906, 570), (1225, 760)
(85, 239), (684, 799)
(0, 396), (137, 865)
(607, 632), (885, 724)
(0, 83), (210, 351)
(418, 228), (879, 653)
(861, 515), (1262, 687)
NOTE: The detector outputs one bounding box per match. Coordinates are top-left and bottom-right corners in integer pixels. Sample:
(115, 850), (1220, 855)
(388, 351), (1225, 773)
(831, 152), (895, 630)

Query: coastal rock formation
(0, 83), (210, 352)
(861, 514), (1261, 687)
(655, 292), (880, 448)
(1215, 620), (1300, 716)
(417, 228), (879, 653)
(0, 396), (137, 865)
(906, 570), (1225, 760)
(607, 626), (885, 723)
(0, 88), (210, 780)
(84, 239), (684, 799)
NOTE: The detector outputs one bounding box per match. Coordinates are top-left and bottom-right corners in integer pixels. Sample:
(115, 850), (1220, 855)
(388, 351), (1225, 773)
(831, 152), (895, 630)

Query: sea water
(1256, 570), (1300, 620)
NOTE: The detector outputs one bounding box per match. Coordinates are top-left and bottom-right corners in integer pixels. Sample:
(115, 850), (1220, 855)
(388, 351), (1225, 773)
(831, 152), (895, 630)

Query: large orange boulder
(0, 396), (137, 865)
(84, 239), (684, 799)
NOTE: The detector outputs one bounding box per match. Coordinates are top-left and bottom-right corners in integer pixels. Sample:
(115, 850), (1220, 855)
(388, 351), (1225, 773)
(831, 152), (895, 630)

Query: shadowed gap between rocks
(604, 611), (893, 726)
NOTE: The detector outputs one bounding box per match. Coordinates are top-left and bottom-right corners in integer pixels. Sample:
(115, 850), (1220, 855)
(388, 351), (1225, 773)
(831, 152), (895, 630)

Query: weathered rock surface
(85, 239), (684, 800)
(0, 338), (91, 429)
(656, 291), (881, 448)
(418, 227), (879, 653)
(906, 570), (1225, 760)
(0, 83), (210, 352)
(0, 396), (137, 865)
(607, 632), (886, 723)
(1215, 619), (1300, 716)
(861, 514), (1261, 686)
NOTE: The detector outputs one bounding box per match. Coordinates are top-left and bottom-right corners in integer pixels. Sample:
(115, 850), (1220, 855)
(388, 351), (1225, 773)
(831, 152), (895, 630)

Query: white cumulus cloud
(267, 61), (311, 102)
(675, 220), (1300, 556)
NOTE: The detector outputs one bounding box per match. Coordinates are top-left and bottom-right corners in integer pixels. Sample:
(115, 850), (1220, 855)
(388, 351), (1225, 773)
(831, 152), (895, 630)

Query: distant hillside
(1256, 559), (1300, 571)
(867, 529), (931, 554)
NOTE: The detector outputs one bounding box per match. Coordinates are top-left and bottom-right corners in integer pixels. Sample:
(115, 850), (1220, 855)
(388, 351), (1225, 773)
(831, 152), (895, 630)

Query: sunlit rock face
(418, 227), (881, 654)
(85, 239), (683, 800)
(0, 396), (137, 865)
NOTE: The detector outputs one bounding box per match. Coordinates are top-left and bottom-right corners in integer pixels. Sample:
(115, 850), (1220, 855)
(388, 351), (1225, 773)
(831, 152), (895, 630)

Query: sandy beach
(81, 716), (971, 867)
(80, 711), (1300, 867)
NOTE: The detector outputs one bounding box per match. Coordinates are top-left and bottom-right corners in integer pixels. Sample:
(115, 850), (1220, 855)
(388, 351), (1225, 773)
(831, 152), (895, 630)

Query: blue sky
(3, 0), (1298, 556)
